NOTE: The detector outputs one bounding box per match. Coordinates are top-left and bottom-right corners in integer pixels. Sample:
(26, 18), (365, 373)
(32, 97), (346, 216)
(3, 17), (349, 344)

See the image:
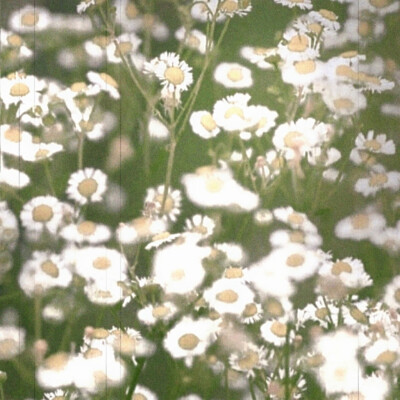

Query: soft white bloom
(214, 62), (253, 88)
(190, 111), (220, 139)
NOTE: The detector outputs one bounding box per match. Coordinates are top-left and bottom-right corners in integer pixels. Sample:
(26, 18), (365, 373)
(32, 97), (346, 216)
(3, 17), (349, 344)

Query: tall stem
(126, 358), (146, 400)
(160, 138), (177, 214)
(34, 294), (42, 340)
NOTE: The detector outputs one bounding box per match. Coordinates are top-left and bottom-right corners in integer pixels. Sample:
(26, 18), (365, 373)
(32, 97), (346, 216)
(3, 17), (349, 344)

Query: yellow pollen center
(351, 214), (369, 229)
(21, 12), (39, 26)
(132, 217), (152, 236)
(77, 221), (97, 236)
(308, 23), (323, 34)
(10, 83), (30, 97)
(200, 113), (217, 131)
(348, 394), (366, 400)
(224, 267), (243, 279)
(99, 72), (119, 88)
(349, 307), (368, 323)
(164, 67), (185, 85)
(288, 213), (304, 225)
(188, 35), (200, 47)
(286, 253), (305, 267)
(254, 47), (268, 55)
(115, 41), (133, 57)
(4, 127), (22, 142)
(216, 289), (239, 303)
(306, 353), (325, 367)
(224, 106), (244, 119)
(79, 120), (94, 131)
(132, 394), (147, 400)
(369, 173), (388, 187)
(220, 0), (238, 12)
(238, 351), (259, 370)
(92, 328), (109, 339)
(319, 9), (337, 21)
(171, 268), (185, 281)
(92, 257), (111, 270)
(315, 307), (328, 319)
(287, 35), (309, 52)
(7, 34), (23, 47)
(294, 60), (316, 74)
(178, 333), (200, 350)
(243, 303), (257, 317)
(358, 21), (371, 37)
(376, 350), (397, 364)
(341, 50), (358, 58)
(71, 82), (87, 92)
(40, 260), (59, 278)
(152, 305), (170, 318)
(364, 139), (381, 151)
(283, 131), (304, 148)
(394, 288), (400, 303)
(205, 176), (224, 193)
(114, 334), (136, 355)
(155, 194), (174, 213)
(333, 98), (354, 110)
(93, 36), (111, 48)
(84, 348), (102, 359)
(369, 0), (390, 8)
(270, 321), (287, 337)
(32, 205), (53, 222)
(227, 68), (244, 82)
(289, 230), (305, 243)
(125, 3), (139, 19)
(35, 149), (50, 159)
(0, 339), (18, 358)
(331, 261), (352, 275)
(266, 299), (284, 317)
(77, 178), (98, 198)
(43, 352), (69, 370)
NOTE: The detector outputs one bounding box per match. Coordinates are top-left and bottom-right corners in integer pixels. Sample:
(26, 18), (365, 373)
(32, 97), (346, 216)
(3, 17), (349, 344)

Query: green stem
(43, 159), (56, 196)
(0, 383), (4, 400)
(284, 324), (291, 400)
(249, 378), (257, 400)
(77, 132), (84, 170)
(160, 138), (177, 214)
(34, 294), (42, 340)
(126, 358), (146, 400)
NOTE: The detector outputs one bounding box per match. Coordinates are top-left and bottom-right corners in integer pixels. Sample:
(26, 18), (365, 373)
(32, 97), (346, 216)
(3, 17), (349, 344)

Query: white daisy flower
(0, 72), (45, 115)
(144, 184), (182, 222)
(203, 278), (255, 315)
(354, 130), (395, 155)
(66, 168), (107, 205)
(144, 52), (193, 94)
(106, 32), (142, 64)
(181, 164), (259, 212)
(214, 242), (246, 264)
(307, 146), (341, 167)
(364, 336), (400, 367)
(214, 62), (253, 89)
(8, 5), (51, 32)
(240, 302), (264, 324)
(243, 105), (279, 138)
(36, 352), (74, 389)
(131, 385), (158, 400)
(43, 389), (78, 400)
(370, 225), (400, 254)
(0, 202), (19, 249)
(148, 116), (169, 140)
(21, 142), (63, 162)
(349, 0), (400, 17)
(189, 110), (220, 139)
(319, 257), (373, 290)
(87, 71), (120, 99)
(274, 0), (312, 9)
(0, 164), (30, 189)
(273, 206), (318, 233)
(152, 240), (210, 295)
(254, 209), (274, 225)
(261, 320), (294, 347)
(191, 0), (226, 22)
(18, 251), (73, 297)
(137, 302), (178, 326)
(308, 9), (340, 32)
(84, 279), (124, 306)
(281, 59), (324, 87)
(219, 0), (252, 17)
(0, 30), (32, 59)
(229, 343), (268, 377)
(335, 207), (386, 241)
(212, 93), (258, 132)
(339, 374), (389, 400)
(0, 326), (26, 360)
(144, 231), (182, 250)
(354, 168), (400, 197)
(60, 220), (111, 244)
(240, 46), (277, 70)
(383, 276), (400, 310)
(73, 246), (128, 283)
(184, 214), (216, 238)
(175, 27), (208, 55)
(270, 229), (322, 249)
(20, 196), (64, 235)
(163, 316), (217, 367)
(278, 29), (319, 62)
(77, 0), (105, 14)
(116, 216), (167, 245)
(0, 125), (33, 157)
(272, 118), (329, 161)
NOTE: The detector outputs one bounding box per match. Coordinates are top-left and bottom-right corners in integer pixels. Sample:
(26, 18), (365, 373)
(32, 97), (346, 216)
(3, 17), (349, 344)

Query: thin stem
(160, 138), (177, 213)
(126, 358), (146, 400)
(43, 159), (56, 196)
(239, 138), (258, 193)
(0, 383), (4, 400)
(34, 294), (42, 340)
(77, 132), (84, 170)
(249, 378), (257, 400)
(284, 324), (291, 400)
(224, 363), (229, 400)
(310, 168), (324, 214)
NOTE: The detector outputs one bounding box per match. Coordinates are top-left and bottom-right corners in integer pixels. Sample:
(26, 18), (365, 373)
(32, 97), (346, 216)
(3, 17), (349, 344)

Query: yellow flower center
(21, 12), (39, 27)
(125, 2), (139, 19)
(155, 194), (174, 213)
(351, 214), (369, 229)
(35, 149), (50, 159)
(394, 288), (400, 303)
(288, 212), (304, 225)
(43, 352), (69, 370)
(4, 127), (22, 142)
(286, 253), (305, 267)
(40, 260), (59, 278)
(376, 350), (397, 364)
(266, 299), (284, 317)
(308, 23), (323, 34)
(132, 216), (152, 236)
(341, 50), (358, 58)
(200, 113), (217, 131)
(224, 267), (243, 279)
(349, 307), (368, 324)
(70, 82), (87, 92)
(205, 176), (224, 193)
(315, 307), (329, 319)
(7, 34), (23, 47)
(92, 328), (109, 339)
(243, 302), (257, 317)
(331, 261), (352, 275)
(188, 35), (200, 48)
(77, 178), (98, 198)
(270, 321), (287, 337)
(369, 0), (390, 8)
(237, 350), (259, 370)
(99, 72), (119, 88)
(152, 305), (170, 318)
(289, 230), (305, 243)
(164, 67), (185, 85)
(287, 35), (309, 52)
(319, 9), (337, 21)
(93, 35), (112, 48)
(84, 348), (103, 359)
(0, 338), (18, 358)
(358, 21), (371, 37)
(224, 106), (245, 119)
(227, 68), (244, 82)
(178, 333), (200, 350)
(294, 60), (316, 74)
(369, 173), (388, 187)
(306, 353), (325, 367)
(92, 257), (111, 270)
(333, 98), (354, 110)
(10, 83), (30, 97)
(132, 394), (147, 400)
(220, 0), (238, 12)
(114, 41), (133, 58)
(364, 139), (381, 151)
(77, 221), (97, 236)
(216, 289), (239, 303)
(283, 131), (304, 148)
(32, 204), (54, 222)
(171, 268), (185, 281)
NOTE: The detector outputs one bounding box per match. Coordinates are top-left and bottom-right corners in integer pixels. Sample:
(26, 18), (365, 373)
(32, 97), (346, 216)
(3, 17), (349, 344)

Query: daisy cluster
(0, 0), (399, 400)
